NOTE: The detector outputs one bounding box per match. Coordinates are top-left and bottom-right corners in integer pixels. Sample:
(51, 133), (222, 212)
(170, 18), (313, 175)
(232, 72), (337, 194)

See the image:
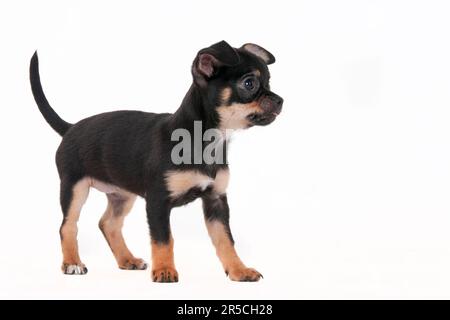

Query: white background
(1, 0), (450, 299)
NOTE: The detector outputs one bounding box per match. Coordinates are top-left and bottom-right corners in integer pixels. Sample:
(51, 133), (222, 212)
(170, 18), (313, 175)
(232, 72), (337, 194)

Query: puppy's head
(192, 41), (283, 130)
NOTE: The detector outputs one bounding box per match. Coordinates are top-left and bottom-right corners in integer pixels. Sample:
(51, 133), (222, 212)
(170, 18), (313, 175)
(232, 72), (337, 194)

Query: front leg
(146, 195), (178, 283)
(202, 193), (262, 282)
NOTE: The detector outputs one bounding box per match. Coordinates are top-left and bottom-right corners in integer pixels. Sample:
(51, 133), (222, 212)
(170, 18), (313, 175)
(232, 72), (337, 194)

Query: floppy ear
(241, 43), (276, 65)
(192, 41), (240, 82)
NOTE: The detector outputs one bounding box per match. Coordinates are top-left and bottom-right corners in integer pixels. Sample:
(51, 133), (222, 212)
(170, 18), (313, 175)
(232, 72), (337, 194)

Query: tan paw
(152, 267), (179, 283)
(119, 258), (148, 270)
(227, 267), (263, 282)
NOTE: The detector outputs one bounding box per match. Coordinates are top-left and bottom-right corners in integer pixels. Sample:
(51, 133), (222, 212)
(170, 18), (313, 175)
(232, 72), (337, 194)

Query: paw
(119, 258), (148, 270)
(227, 267), (263, 282)
(62, 263), (88, 275)
(152, 267), (179, 283)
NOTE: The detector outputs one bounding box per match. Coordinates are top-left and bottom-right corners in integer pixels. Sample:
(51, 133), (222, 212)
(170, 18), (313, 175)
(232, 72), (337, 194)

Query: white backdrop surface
(1, 0), (450, 299)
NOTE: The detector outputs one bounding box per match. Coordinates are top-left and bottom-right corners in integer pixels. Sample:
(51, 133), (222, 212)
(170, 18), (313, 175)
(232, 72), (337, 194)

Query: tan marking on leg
(217, 102), (263, 130)
(60, 178), (90, 274)
(205, 220), (262, 281)
(90, 178), (122, 194)
(151, 237), (178, 282)
(165, 170), (213, 198)
(214, 169), (229, 195)
(220, 87), (232, 105)
(99, 192), (147, 270)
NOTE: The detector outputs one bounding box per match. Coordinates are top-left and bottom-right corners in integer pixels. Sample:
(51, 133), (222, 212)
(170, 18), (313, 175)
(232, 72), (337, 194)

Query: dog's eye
(244, 78), (255, 90)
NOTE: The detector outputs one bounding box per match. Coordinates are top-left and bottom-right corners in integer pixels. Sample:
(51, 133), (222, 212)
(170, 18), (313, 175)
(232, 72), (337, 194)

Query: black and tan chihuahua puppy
(30, 41), (283, 282)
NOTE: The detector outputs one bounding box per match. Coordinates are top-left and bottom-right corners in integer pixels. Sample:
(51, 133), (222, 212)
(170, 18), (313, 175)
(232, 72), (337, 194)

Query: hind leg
(99, 192), (147, 270)
(59, 177), (90, 275)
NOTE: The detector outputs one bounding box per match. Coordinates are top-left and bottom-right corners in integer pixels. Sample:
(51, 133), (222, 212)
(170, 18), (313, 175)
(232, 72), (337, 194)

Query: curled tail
(30, 51), (72, 136)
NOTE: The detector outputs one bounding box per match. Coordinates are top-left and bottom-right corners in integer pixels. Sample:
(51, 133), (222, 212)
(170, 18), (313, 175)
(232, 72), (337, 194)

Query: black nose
(274, 96), (283, 107)
(272, 95), (283, 114)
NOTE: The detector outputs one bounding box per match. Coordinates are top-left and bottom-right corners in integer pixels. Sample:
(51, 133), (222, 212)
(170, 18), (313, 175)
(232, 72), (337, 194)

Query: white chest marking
(165, 169), (229, 198)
